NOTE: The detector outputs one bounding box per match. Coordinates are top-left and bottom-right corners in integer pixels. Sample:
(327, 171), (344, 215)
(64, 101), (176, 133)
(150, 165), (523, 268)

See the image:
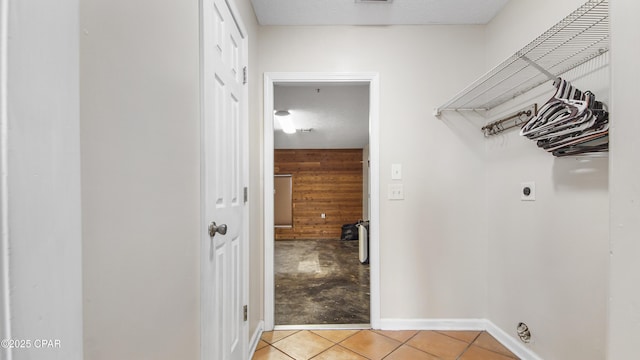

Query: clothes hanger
(539, 93), (608, 148)
(520, 78), (566, 135)
(537, 110), (608, 150)
(552, 141), (609, 157)
(521, 78), (577, 136)
(530, 93), (595, 140)
(524, 85), (593, 140)
(543, 117), (609, 152)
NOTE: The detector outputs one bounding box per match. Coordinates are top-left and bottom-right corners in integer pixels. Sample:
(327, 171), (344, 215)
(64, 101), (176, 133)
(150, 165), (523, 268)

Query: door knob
(208, 221), (227, 237)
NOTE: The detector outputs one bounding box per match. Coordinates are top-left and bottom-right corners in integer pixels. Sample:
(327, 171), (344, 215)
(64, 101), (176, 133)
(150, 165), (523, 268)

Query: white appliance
(358, 222), (369, 264)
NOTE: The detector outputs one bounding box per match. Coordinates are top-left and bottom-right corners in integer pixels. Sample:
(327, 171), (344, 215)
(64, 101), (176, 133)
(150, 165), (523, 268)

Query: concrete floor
(275, 239), (370, 325)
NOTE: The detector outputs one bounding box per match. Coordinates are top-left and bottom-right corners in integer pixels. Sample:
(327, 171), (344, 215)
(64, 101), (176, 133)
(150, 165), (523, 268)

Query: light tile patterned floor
(254, 329), (519, 360)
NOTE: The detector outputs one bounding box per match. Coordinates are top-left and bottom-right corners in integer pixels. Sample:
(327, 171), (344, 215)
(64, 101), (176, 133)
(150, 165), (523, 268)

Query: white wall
(259, 25), (489, 320)
(485, 0), (586, 65)
(3, 0), (83, 359)
(81, 0), (264, 357)
(80, 0), (201, 359)
(484, 1), (609, 359)
(609, 0), (640, 358)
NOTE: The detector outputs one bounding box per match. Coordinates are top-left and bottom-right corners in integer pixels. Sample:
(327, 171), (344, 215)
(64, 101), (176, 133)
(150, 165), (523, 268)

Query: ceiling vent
(355, 0), (394, 3)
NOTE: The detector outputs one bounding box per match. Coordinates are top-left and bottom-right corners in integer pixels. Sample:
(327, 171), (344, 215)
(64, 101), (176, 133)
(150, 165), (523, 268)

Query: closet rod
(481, 104), (537, 137)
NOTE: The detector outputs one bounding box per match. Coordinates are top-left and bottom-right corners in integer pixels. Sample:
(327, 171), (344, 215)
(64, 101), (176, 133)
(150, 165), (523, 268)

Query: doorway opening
(263, 73), (380, 330)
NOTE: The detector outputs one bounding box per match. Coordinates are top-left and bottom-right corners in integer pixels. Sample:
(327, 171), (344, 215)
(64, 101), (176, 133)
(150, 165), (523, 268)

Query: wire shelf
(435, 0), (609, 115)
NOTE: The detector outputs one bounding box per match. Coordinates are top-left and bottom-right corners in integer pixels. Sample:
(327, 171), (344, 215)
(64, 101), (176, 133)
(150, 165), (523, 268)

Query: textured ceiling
(274, 84), (369, 149)
(251, 0), (511, 26)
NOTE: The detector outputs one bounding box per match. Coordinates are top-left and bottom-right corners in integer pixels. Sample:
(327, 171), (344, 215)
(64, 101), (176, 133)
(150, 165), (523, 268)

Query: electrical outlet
(521, 182), (536, 201)
(388, 184), (404, 200)
(321, 213), (326, 219)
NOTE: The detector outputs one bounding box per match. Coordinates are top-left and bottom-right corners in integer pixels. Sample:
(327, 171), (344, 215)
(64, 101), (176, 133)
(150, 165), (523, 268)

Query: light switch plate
(391, 164), (402, 180)
(388, 184), (404, 200)
(521, 182), (536, 201)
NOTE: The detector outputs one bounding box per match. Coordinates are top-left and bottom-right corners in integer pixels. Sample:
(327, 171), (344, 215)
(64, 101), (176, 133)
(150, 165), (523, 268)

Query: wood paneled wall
(275, 149), (363, 240)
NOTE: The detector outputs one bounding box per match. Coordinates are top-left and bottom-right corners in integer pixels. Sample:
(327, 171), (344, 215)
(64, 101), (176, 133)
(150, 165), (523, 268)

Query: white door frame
(263, 72), (380, 330)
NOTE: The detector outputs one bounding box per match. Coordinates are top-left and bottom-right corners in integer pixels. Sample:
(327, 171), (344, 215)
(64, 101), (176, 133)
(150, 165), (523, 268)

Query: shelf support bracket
(521, 55), (556, 81)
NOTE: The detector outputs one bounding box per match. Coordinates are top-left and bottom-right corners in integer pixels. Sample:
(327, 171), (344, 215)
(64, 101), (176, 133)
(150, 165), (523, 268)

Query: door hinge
(243, 305), (248, 321)
(242, 66), (247, 85)
(243, 186), (248, 203)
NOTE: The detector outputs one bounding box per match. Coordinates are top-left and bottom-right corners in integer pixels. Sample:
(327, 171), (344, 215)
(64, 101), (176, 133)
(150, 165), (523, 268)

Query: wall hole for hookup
(517, 322), (531, 343)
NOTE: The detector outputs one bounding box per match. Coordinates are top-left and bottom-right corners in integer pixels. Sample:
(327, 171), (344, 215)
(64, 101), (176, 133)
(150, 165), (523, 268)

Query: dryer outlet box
(521, 182), (536, 201)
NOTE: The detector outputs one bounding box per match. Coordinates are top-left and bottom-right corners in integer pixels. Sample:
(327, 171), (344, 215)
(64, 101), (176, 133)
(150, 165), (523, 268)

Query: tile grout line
(455, 331), (483, 360)
(273, 345), (296, 360)
(339, 330), (396, 360)
(402, 341), (445, 359)
(257, 344), (296, 360)
(272, 330), (356, 360)
(476, 345), (521, 359)
(371, 329), (418, 344)
(264, 329), (301, 345)
(375, 330), (440, 360)
(377, 330), (422, 360)
(271, 331), (322, 360)
(375, 330), (415, 360)
(404, 330), (474, 360)
(307, 331), (346, 360)
(478, 346), (520, 360)
(379, 342), (405, 360)
(269, 341), (304, 360)
(454, 331), (520, 360)
(434, 330), (481, 344)
(308, 344), (361, 360)
(472, 332), (521, 360)
(311, 329), (363, 345)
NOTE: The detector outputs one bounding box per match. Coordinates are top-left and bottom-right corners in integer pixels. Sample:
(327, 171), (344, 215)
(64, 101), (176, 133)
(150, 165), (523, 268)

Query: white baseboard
(379, 318), (486, 331)
(380, 318), (543, 360)
(248, 320), (264, 359)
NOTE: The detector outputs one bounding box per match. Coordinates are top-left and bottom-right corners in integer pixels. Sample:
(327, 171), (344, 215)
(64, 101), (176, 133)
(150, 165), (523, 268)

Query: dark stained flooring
(275, 239), (370, 325)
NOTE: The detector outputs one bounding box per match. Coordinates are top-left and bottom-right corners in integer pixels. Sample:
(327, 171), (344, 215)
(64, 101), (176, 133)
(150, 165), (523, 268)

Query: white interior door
(201, 0), (247, 359)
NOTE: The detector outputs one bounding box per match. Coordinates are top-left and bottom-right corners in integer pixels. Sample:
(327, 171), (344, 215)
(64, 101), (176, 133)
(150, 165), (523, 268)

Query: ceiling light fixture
(274, 110), (296, 134)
